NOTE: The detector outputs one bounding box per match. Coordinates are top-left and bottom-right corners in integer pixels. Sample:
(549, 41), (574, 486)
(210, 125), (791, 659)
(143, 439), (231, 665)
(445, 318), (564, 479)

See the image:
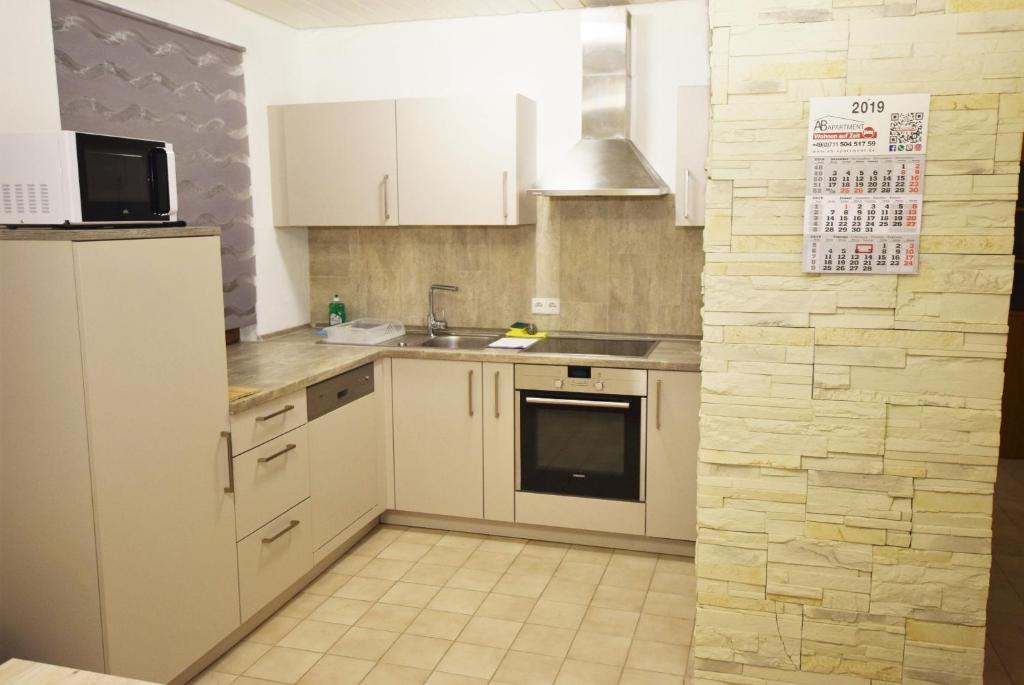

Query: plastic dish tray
(324, 318), (405, 345)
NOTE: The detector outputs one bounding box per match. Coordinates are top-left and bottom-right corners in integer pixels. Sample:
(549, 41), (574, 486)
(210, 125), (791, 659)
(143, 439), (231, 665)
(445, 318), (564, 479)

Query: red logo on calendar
(855, 243), (874, 254)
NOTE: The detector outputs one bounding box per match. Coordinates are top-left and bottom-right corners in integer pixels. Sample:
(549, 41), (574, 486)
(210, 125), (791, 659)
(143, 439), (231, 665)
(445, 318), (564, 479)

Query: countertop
(0, 226), (219, 241)
(0, 660), (154, 685)
(228, 328), (701, 414)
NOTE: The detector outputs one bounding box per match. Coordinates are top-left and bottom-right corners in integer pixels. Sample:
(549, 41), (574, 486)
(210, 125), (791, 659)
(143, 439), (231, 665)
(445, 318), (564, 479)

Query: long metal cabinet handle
(256, 404), (294, 422)
(221, 431), (235, 493)
(468, 369), (475, 417)
(494, 371), (500, 419)
(258, 443), (296, 464)
(502, 170), (509, 223)
(656, 379), (662, 430)
(383, 174), (390, 222)
(525, 397), (631, 410)
(262, 520), (300, 544)
(683, 169), (693, 220)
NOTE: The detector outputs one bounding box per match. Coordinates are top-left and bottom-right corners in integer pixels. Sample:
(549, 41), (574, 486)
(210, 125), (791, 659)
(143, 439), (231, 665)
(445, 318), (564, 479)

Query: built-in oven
(515, 364), (646, 502)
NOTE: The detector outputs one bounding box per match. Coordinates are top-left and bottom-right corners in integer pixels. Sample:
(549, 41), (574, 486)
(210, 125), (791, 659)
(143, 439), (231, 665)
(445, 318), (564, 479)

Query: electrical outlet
(531, 297), (561, 315)
(531, 298), (546, 314)
(546, 298), (561, 315)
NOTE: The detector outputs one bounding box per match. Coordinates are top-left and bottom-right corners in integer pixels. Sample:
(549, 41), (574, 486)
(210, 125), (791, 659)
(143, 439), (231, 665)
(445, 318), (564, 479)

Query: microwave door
(76, 133), (166, 222)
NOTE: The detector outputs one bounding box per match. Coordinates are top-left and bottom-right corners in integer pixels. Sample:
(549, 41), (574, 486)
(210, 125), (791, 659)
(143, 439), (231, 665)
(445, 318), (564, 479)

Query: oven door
(517, 390), (644, 502)
(76, 133), (172, 222)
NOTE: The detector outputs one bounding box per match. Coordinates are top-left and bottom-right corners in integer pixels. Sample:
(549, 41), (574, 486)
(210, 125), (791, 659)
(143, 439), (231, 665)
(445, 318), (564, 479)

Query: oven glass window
(535, 406), (626, 476)
(83, 150), (150, 203)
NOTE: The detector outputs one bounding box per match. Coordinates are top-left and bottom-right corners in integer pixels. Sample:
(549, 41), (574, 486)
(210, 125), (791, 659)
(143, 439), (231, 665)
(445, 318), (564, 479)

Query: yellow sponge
(505, 327), (547, 339)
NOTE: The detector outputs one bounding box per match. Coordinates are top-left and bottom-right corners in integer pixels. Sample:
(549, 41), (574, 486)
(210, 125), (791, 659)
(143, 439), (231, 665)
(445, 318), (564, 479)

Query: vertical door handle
(502, 170), (509, 223)
(655, 379), (663, 431)
(683, 169), (693, 220)
(383, 174), (391, 222)
(494, 371), (500, 419)
(468, 369), (475, 417)
(221, 430), (235, 493)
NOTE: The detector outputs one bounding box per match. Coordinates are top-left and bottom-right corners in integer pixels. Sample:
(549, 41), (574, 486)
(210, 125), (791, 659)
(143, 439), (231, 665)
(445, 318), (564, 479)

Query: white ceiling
(225, 0), (657, 29)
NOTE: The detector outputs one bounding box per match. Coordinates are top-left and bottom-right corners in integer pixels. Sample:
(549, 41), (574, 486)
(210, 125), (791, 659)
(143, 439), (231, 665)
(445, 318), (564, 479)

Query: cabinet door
(309, 391), (380, 551)
(392, 359), (483, 518)
(281, 100), (398, 226)
(482, 362), (515, 522)
(397, 95), (516, 226)
(646, 371), (700, 540)
(73, 237), (240, 681)
(676, 85), (709, 227)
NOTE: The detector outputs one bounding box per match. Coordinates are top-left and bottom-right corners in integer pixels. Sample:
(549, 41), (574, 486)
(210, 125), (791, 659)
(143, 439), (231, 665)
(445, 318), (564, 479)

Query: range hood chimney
(531, 6), (669, 197)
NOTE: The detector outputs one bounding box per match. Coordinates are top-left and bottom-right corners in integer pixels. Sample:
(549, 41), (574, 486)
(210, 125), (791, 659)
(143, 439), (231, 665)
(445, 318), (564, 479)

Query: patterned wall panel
(50, 0), (256, 329)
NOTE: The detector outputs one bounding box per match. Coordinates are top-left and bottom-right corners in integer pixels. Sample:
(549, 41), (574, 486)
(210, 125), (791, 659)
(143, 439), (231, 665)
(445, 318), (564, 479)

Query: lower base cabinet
(646, 371), (700, 540)
(238, 499), (313, 621)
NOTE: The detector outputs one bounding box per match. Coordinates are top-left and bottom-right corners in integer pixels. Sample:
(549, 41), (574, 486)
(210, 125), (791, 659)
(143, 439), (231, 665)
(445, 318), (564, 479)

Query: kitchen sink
(419, 335), (499, 350)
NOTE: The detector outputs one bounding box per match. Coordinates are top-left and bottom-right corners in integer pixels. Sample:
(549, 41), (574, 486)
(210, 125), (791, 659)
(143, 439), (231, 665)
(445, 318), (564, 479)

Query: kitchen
(1, 2), (1022, 685)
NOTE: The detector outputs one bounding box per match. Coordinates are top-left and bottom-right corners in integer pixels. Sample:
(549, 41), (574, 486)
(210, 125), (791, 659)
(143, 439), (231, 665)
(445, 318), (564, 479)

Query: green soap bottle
(328, 294), (346, 326)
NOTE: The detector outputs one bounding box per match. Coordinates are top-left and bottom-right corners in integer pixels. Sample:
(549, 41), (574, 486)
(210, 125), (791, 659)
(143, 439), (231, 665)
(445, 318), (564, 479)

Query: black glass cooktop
(523, 337), (657, 358)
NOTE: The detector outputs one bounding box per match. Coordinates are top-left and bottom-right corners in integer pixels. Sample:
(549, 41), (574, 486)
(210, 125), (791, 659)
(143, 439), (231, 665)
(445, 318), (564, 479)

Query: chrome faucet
(427, 284), (458, 337)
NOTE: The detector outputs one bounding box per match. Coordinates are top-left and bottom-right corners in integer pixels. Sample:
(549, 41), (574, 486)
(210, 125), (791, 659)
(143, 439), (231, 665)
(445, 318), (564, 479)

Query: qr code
(890, 112), (925, 145)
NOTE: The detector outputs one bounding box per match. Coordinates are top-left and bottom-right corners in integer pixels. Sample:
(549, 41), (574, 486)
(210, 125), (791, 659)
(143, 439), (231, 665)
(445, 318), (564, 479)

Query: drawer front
(231, 390), (307, 454)
(234, 426), (310, 540)
(238, 499), (313, 621)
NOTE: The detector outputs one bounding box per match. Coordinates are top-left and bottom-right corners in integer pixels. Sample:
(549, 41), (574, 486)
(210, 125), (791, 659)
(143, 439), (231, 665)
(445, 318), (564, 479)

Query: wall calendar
(802, 94), (930, 274)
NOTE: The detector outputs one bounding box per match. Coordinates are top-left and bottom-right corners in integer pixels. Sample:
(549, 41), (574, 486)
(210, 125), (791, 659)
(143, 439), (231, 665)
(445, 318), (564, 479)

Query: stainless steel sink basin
(419, 335), (498, 350)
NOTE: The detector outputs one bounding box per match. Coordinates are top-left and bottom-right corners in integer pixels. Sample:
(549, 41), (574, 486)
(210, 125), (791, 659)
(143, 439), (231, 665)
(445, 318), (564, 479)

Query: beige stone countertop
(0, 226), (219, 241)
(0, 659), (155, 685)
(228, 328), (701, 414)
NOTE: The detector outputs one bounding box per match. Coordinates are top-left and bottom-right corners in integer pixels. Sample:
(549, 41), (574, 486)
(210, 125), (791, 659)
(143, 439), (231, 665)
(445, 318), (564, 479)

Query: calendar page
(803, 94), (930, 274)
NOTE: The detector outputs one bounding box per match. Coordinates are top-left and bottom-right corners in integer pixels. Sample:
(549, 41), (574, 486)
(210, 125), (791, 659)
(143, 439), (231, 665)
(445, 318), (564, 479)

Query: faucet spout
(428, 284), (459, 337)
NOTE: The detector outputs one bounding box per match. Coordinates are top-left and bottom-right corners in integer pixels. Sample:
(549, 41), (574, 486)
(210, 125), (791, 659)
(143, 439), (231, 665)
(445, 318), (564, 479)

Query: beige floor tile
(330, 554), (373, 575)
(277, 593), (328, 620)
(436, 532), (484, 551)
(295, 654), (374, 685)
(425, 672), (488, 685)
(382, 633), (453, 670)
(212, 641), (272, 675)
(479, 537), (527, 555)
(233, 677), (288, 685)
(243, 646), (321, 684)
(626, 640), (688, 676)
(563, 546), (612, 566)
(601, 566), (654, 591)
(398, 529), (445, 546)
(477, 593), (537, 622)
(422, 546), (474, 567)
(379, 581), (441, 608)
(590, 585), (647, 612)
(333, 576), (394, 602)
(580, 606), (641, 637)
(511, 624), (575, 658)
(520, 541), (569, 561)
(358, 558), (415, 581)
(554, 562), (606, 585)
(360, 662), (431, 685)
(635, 614), (693, 646)
(355, 603), (421, 632)
(553, 658), (619, 685)
(303, 572), (351, 596)
(493, 573), (550, 599)
(458, 615), (523, 649)
(351, 527), (406, 556)
(619, 667), (684, 684)
(540, 579), (597, 606)
(406, 609), (472, 640)
(655, 556), (694, 575)
(436, 642), (506, 679)
(643, 592), (696, 620)
(446, 567), (502, 592)
(609, 551), (658, 572)
(527, 600), (587, 630)
(277, 620), (348, 652)
(379, 541), (433, 562)
(567, 631), (631, 667)
(247, 616), (301, 645)
(189, 670), (237, 685)
(328, 626), (400, 660)
(508, 555), (560, 577)
(428, 587), (488, 614)
(463, 550), (517, 573)
(649, 572), (696, 596)
(493, 650), (563, 685)
(403, 562), (459, 586)
(308, 597), (372, 625)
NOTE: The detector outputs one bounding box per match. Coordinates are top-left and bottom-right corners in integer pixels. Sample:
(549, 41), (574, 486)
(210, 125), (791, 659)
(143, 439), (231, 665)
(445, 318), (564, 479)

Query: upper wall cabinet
(397, 95), (536, 226)
(676, 85), (710, 227)
(269, 94), (536, 227)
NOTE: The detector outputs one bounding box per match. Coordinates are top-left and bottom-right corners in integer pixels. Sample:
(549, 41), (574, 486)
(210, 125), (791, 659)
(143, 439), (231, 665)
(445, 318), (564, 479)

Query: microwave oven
(0, 131), (179, 226)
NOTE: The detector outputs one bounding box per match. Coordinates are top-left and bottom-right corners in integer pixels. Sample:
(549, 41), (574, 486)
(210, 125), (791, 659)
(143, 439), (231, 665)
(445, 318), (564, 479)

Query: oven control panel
(514, 364), (647, 396)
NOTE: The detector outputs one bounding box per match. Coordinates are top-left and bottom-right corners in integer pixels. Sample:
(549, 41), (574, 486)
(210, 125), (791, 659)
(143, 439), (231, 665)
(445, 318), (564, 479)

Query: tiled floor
(986, 458), (1024, 684)
(194, 527), (696, 685)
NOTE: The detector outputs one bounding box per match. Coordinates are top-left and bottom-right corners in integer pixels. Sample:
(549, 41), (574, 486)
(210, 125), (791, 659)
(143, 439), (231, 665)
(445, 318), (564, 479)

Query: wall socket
(531, 297), (561, 315)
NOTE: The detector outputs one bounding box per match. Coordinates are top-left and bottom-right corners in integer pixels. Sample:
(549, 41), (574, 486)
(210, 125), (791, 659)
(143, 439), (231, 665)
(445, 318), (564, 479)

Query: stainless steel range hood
(531, 6), (669, 197)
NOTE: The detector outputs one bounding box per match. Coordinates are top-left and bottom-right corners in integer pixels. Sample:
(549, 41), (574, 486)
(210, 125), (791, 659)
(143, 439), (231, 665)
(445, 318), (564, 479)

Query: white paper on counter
(488, 337), (541, 349)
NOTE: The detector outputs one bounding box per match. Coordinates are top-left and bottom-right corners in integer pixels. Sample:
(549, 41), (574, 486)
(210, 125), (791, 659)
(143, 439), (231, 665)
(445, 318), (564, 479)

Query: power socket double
(531, 297), (561, 315)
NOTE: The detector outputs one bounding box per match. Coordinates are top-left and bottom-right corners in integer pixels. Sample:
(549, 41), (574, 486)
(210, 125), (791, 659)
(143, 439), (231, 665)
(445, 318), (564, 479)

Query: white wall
(0, 0), (61, 132)
(297, 0), (708, 192)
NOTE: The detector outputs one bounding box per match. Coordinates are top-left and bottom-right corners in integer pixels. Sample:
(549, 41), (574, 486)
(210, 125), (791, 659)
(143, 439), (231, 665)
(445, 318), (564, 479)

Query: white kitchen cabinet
(271, 99), (398, 226)
(392, 358), (484, 519)
(645, 371), (700, 540)
(482, 362), (515, 522)
(397, 95), (536, 226)
(237, 499), (313, 621)
(676, 85), (710, 227)
(0, 234), (240, 682)
(233, 427), (311, 540)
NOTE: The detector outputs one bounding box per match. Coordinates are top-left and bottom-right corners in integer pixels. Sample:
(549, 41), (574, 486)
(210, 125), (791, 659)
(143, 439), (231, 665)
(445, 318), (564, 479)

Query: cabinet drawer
(234, 427), (310, 540)
(238, 499), (313, 621)
(231, 390), (307, 454)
